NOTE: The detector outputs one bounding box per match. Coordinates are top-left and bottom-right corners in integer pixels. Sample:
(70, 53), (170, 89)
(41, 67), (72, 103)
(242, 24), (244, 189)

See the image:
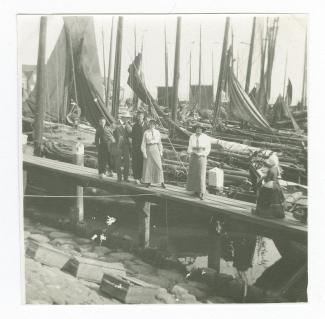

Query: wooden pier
(23, 154), (307, 245)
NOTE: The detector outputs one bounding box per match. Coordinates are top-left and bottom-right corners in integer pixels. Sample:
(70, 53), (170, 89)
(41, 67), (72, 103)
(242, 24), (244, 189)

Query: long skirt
(142, 144), (164, 184)
(255, 184), (285, 218)
(186, 153), (207, 194)
(132, 147), (143, 179)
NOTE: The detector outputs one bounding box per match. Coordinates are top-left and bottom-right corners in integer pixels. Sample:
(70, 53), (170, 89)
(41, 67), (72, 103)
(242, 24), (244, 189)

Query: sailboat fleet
(22, 15), (307, 222)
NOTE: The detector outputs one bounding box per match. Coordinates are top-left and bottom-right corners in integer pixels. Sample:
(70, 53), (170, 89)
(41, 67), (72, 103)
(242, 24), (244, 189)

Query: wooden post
(72, 142), (84, 222)
(106, 16), (114, 110)
(171, 17), (181, 124)
(112, 16), (123, 119)
(136, 200), (151, 248)
(208, 216), (222, 273)
(34, 16), (47, 156)
(245, 17), (256, 93)
(212, 17), (230, 133)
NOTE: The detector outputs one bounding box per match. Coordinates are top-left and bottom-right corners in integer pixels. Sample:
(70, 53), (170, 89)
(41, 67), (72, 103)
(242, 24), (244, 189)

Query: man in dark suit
(113, 115), (132, 182)
(95, 117), (115, 178)
(131, 110), (146, 184)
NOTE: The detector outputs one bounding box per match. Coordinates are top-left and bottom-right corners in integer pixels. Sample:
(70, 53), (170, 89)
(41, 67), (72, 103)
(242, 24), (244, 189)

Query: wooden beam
(208, 216), (222, 272)
(171, 17), (181, 124)
(112, 16), (123, 119)
(136, 200), (151, 248)
(33, 16), (47, 156)
(71, 142), (84, 222)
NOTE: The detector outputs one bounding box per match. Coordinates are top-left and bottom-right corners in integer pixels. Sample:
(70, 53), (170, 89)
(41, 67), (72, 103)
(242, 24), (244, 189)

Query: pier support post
(136, 200), (151, 248)
(208, 216), (222, 273)
(71, 142), (84, 222)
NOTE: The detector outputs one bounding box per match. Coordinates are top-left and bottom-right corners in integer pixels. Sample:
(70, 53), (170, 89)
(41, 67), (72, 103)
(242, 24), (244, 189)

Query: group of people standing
(95, 111), (286, 217)
(95, 111), (165, 188)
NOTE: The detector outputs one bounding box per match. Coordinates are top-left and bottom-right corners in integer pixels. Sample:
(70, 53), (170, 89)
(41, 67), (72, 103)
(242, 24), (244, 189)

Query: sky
(17, 14), (307, 105)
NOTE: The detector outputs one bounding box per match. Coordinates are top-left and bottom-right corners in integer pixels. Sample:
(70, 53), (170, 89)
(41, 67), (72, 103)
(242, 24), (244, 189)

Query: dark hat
(192, 122), (205, 131)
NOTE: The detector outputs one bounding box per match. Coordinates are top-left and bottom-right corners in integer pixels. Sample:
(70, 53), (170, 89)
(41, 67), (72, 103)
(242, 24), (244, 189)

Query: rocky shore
(24, 217), (215, 304)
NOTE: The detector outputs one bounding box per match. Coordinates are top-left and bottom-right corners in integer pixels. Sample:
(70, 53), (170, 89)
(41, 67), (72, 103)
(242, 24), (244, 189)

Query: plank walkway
(23, 154), (307, 243)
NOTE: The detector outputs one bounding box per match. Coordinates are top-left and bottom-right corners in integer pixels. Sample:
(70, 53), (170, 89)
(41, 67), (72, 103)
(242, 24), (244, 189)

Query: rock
(93, 246), (112, 256)
(137, 274), (171, 289)
(82, 252), (99, 259)
(171, 285), (188, 297)
(51, 238), (78, 246)
(155, 288), (177, 304)
(27, 234), (50, 243)
(74, 238), (93, 245)
(178, 282), (209, 300)
(37, 225), (59, 233)
(48, 232), (75, 240)
(79, 244), (94, 253)
(157, 269), (184, 283)
(106, 252), (135, 261)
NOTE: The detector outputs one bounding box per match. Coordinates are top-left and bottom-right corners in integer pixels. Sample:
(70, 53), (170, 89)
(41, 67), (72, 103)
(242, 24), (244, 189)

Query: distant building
(22, 65), (37, 100)
(157, 86), (175, 109)
(190, 85), (213, 109)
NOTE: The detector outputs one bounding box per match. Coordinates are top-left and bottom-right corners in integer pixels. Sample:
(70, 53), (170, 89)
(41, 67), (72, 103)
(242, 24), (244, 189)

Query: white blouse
(187, 133), (211, 157)
(141, 128), (163, 157)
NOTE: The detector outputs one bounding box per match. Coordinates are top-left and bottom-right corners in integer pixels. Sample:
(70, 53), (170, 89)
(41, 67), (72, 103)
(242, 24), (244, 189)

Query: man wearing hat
(113, 111), (132, 182)
(186, 123), (211, 200)
(131, 110), (147, 184)
(95, 117), (115, 178)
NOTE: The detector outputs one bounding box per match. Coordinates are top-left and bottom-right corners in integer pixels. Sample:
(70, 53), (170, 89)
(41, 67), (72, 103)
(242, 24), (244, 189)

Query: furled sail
(23, 16), (114, 127)
(227, 71), (273, 132)
(127, 53), (190, 137)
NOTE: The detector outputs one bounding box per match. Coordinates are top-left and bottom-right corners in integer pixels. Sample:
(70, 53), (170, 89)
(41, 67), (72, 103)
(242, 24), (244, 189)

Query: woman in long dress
(254, 153), (285, 218)
(141, 120), (165, 188)
(186, 124), (211, 200)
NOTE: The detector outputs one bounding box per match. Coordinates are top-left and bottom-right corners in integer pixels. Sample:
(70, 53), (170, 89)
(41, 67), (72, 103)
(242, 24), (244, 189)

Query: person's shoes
(99, 173), (105, 179)
(199, 193), (205, 200)
(161, 183), (166, 189)
(146, 183), (151, 188)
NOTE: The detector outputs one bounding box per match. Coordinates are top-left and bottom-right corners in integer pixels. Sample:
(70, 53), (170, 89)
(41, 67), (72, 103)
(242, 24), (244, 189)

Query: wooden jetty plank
(23, 154), (307, 242)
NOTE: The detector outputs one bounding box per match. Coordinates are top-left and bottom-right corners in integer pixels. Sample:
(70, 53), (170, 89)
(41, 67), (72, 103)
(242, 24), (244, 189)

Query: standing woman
(254, 153), (285, 218)
(186, 124), (211, 200)
(141, 119), (165, 188)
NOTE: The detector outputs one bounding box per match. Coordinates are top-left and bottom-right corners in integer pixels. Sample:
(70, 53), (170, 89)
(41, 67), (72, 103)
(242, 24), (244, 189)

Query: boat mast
(212, 17), (230, 133)
(198, 25), (202, 110)
(245, 16), (256, 93)
(212, 50), (214, 99)
(164, 25), (169, 109)
(101, 26), (107, 103)
(301, 31), (307, 109)
(106, 16), (114, 110)
(132, 24), (139, 110)
(34, 16), (47, 156)
(171, 16), (181, 125)
(282, 52), (288, 97)
(189, 50), (192, 102)
(112, 16), (123, 119)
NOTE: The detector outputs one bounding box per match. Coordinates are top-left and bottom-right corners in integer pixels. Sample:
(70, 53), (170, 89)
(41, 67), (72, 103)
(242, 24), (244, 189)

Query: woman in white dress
(186, 123), (211, 199)
(141, 120), (165, 188)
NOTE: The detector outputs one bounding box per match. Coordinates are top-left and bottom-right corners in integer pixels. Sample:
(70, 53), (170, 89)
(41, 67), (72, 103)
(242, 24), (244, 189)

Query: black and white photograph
(18, 13), (308, 305)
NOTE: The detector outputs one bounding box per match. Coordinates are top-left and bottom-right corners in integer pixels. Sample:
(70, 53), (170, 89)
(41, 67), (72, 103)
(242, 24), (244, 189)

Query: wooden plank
(23, 155), (307, 242)
(25, 239), (70, 269)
